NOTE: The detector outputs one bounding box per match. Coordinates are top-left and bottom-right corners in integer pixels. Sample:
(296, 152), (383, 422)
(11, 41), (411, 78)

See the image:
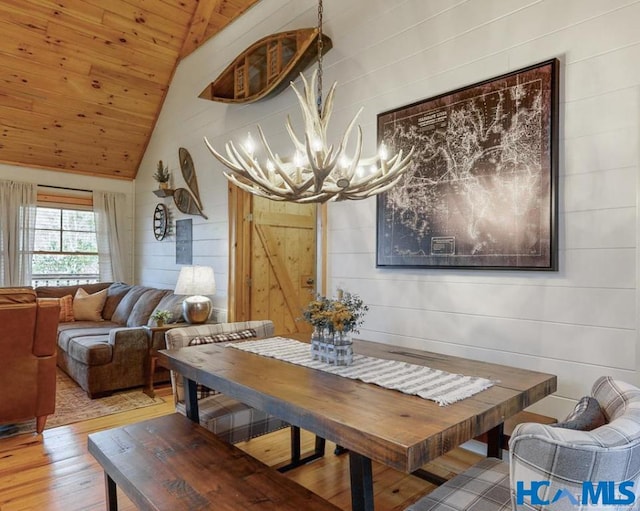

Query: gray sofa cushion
(57, 323), (120, 352)
(110, 286), (154, 325)
(127, 289), (168, 327)
(102, 282), (132, 320)
(149, 293), (184, 325)
(66, 335), (112, 366)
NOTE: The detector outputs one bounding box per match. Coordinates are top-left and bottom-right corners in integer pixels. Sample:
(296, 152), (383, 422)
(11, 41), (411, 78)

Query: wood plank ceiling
(0, 0), (260, 180)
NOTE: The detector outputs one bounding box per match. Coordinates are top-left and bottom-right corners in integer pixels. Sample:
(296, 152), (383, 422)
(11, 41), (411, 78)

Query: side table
(142, 323), (188, 397)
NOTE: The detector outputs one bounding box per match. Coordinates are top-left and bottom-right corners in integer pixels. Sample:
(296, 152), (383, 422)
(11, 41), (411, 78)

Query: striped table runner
(227, 337), (495, 406)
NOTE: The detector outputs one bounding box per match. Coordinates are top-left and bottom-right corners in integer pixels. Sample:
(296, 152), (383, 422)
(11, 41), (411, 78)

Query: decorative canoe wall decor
(173, 147), (207, 219)
(198, 28), (332, 104)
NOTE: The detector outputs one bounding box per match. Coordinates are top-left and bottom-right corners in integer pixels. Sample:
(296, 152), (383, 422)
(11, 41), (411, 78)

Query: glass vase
(310, 326), (323, 360)
(332, 330), (353, 366)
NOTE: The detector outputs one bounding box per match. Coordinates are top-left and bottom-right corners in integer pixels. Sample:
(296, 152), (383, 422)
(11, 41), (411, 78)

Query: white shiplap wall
(134, 0), (640, 418)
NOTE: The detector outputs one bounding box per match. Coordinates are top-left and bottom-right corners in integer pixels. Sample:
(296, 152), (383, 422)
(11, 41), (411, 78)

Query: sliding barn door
(229, 187), (317, 336)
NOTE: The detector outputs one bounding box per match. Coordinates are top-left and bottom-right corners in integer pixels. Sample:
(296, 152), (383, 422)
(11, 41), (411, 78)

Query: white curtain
(93, 191), (129, 283)
(0, 180), (37, 287)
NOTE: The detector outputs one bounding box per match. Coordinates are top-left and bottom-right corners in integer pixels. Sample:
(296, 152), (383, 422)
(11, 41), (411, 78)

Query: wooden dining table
(158, 338), (556, 511)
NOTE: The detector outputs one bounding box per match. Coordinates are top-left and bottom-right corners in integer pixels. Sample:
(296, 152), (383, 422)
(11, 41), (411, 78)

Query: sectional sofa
(35, 282), (184, 398)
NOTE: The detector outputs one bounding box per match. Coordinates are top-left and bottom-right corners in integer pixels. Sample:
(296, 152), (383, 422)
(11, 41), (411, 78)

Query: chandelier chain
(316, 0), (323, 114)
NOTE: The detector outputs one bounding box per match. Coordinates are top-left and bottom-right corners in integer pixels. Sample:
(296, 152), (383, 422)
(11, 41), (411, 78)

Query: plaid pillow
(551, 395), (606, 431)
(189, 329), (257, 346)
(188, 329), (257, 398)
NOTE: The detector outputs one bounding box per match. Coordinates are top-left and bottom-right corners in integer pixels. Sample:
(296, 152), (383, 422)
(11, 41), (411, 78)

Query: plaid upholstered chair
(406, 376), (640, 511)
(165, 321), (325, 468)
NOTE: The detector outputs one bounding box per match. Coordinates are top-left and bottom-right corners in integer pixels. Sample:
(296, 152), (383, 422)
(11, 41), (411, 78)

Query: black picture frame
(175, 218), (193, 265)
(376, 59), (559, 270)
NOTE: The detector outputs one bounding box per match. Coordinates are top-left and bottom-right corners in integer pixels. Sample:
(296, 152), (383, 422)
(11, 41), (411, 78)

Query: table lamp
(174, 266), (216, 324)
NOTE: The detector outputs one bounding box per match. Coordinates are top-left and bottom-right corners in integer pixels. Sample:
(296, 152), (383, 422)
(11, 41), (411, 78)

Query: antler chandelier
(204, 0), (414, 204)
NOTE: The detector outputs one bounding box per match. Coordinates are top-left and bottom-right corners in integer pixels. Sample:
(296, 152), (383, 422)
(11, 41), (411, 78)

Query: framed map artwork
(376, 59), (559, 270)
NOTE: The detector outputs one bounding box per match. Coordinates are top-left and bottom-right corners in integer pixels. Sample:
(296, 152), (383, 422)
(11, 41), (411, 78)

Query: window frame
(32, 189), (100, 287)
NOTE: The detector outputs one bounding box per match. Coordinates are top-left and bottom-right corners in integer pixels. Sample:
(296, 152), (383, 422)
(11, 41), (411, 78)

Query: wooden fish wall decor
(173, 147), (207, 219)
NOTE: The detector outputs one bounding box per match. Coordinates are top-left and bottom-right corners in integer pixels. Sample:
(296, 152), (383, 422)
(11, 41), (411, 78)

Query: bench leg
(278, 427), (326, 473)
(291, 425), (301, 463)
(104, 472), (118, 511)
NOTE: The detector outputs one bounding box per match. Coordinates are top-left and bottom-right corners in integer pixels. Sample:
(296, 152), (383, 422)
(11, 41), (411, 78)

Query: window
(32, 207), (99, 287)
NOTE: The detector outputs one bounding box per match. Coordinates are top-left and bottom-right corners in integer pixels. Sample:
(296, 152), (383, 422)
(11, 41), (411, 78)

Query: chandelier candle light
(204, 0), (414, 203)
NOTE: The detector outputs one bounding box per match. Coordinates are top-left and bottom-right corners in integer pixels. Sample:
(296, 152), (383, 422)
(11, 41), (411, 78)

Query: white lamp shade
(175, 266), (216, 296)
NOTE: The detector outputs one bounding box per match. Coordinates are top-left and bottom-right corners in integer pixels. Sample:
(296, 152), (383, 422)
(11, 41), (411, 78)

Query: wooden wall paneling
(46, 24), (176, 74)
(250, 198), (316, 335)
(1, 124), (142, 157)
(227, 184), (252, 323)
(0, 113), (148, 151)
(0, 95), (33, 111)
(0, 0), (260, 179)
(101, 12), (188, 51)
(180, 0), (223, 59)
(37, 193), (93, 208)
(0, 20), (94, 76)
(0, 3), (48, 32)
(205, 0), (261, 35)
(320, 203), (327, 296)
(267, 200), (288, 333)
(46, 19), (179, 62)
(251, 198), (271, 323)
(33, 97), (155, 126)
(92, 0), (198, 26)
(0, 0), (105, 25)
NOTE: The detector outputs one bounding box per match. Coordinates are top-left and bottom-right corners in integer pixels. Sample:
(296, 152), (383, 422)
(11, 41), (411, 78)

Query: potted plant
(153, 160), (171, 189)
(150, 309), (172, 327)
(302, 290), (368, 366)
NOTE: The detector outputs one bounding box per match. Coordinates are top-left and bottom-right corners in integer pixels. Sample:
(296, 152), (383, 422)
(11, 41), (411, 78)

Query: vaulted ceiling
(0, 0), (260, 180)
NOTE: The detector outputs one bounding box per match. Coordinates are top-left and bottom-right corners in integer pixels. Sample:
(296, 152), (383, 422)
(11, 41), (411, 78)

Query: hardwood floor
(0, 384), (481, 511)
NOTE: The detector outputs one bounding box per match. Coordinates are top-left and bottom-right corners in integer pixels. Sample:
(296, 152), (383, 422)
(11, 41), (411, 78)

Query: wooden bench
(475, 411), (557, 450)
(88, 413), (340, 511)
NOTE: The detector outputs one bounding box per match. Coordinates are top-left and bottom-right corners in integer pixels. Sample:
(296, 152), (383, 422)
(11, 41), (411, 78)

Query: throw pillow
(189, 329), (258, 346)
(551, 396), (606, 431)
(126, 289), (167, 327)
(188, 329), (257, 398)
(148, 293), (184, 325)
(73, 287), (108, 322)
(102, 282), (132, 320)
(38, 295), (74, 322)
(111, 286), (153, 325)
(58, 294), (74, 322)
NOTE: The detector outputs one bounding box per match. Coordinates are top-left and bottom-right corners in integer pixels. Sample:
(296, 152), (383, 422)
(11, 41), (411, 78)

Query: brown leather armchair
(0, 287), (60, 433)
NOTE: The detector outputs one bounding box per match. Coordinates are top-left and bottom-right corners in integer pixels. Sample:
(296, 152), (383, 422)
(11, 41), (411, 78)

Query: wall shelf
(153, 187), (174, 198)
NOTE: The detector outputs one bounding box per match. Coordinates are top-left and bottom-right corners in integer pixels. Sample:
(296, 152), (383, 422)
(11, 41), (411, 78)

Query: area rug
(0, 369), (165, 439)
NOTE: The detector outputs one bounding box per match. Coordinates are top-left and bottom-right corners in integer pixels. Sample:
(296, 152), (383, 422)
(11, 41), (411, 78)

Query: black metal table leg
(349, 451), (375, 511)
(183, 376), (200, 424)
(105, 472), (118, 511)
(486, 422), (504, 459)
